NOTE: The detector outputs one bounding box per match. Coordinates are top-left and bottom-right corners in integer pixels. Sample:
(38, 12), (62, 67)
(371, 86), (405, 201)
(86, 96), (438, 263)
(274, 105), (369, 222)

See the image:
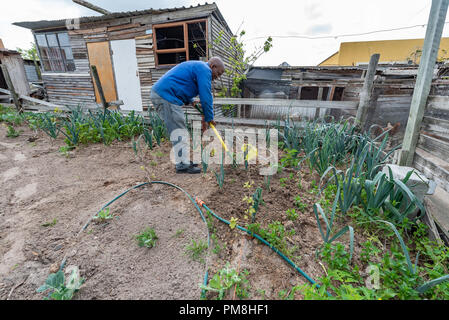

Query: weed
(42, 218), (57, 227)
(136, 227), (158, 248)
(93, 208), (114, 222)
(229, 217), (238, 230)
(174, 229), (185, 237)
(279, 177), (288, 188)
(286, 208), (298, 221)
(248, 221), (293, 257)
(58, 145), (74, 158)
(211, 233), (224, 255)
(243, 181), (254, 189)
(280, 149), (300, 168)
(6, 125), (20, 138)
(185, 239), (208, 263)
(294, 195), (307, 211)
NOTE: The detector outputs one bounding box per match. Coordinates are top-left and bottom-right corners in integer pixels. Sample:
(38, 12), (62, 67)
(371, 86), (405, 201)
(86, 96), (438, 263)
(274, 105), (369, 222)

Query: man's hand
(201, 116), (207, 133)
(208, 120), (216, 127)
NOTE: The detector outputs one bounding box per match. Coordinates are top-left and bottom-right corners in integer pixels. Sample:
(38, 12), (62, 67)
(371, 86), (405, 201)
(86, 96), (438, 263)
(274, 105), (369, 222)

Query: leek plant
(320, 159), (363, 215)
(314, 184), (354, 261)
(214, 151), (225, 189)
(37, 113), (60, 139)
(383, 170), (426, 224)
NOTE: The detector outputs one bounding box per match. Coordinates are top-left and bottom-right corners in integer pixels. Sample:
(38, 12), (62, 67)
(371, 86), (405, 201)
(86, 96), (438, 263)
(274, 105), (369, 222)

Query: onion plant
(314, 184), (354, 261)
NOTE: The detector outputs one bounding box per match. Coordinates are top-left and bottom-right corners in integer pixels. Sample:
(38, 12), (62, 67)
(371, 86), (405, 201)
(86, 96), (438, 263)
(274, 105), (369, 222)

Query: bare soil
(0, 123), (361, 300)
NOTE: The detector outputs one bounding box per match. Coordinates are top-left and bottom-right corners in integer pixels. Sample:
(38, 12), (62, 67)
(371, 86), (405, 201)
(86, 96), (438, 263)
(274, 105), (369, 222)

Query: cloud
(1, 0), (446, 66)
(306, 24), (333, 36)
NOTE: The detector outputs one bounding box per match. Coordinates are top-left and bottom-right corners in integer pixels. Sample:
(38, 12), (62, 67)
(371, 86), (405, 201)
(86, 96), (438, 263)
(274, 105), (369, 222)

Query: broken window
(299, 87), (330, 100)
(188, 21), (207, 61)
(35, 32), (75, 72)
(153, 19), (208, 67)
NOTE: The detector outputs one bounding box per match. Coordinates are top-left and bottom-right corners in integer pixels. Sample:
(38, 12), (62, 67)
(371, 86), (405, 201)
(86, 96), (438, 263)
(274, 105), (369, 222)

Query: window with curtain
(35, 32), (75, 72)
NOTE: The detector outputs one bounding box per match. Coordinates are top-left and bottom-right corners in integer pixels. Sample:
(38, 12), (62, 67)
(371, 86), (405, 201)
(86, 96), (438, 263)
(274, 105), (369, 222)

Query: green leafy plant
(286, 208), (299, 221)
(37, 268), (84, 300)
(214, 151), (226, 189)
(136, 227), (158, 248)
(200, 262), (250, 300)
(279, 177), (288, 188)
(58, 145), (74, 158)
(314, 184), (355, 261)
(320, 158), (363, 215)
(185, 239), (208, 263)
(248, 221), (294, 257)
(250, 187), (264, 223)
(294, 195), (307, 211)
(6, 125), (20, 138)
(41, 218), (57, 227)
(93, 207), (114, 222)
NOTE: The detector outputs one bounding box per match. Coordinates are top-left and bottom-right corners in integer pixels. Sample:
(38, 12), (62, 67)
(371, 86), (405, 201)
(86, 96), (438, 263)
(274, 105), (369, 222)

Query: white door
(110, 39), (143, 111)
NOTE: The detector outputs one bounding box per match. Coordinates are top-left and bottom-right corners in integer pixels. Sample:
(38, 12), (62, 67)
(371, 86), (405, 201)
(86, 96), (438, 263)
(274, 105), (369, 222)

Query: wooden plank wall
(135, 35), (155, 109)
(0, 53), (31, 96)
(41, 31), (96, 108)
(414, 81), (449, 192)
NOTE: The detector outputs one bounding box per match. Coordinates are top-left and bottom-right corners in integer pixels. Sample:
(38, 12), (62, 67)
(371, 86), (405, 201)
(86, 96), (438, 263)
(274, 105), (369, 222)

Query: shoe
(191, 161), (199, 167)
(176, 163), (201, 174)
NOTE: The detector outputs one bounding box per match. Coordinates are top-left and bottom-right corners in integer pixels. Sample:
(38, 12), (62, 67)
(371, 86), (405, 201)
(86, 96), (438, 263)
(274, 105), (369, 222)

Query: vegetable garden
(1, 103), (448, 300)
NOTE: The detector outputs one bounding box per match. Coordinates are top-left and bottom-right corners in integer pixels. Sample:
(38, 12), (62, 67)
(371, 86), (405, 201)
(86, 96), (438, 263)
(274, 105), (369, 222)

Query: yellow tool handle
(209, 123), (229, 153)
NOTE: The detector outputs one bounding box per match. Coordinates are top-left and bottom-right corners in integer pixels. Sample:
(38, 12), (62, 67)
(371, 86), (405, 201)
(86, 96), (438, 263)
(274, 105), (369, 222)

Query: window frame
(33, 30), (76, 73)
(152, 18), (209, 68)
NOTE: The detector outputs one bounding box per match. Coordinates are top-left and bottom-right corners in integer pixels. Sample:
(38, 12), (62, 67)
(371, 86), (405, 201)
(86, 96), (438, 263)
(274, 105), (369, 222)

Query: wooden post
(355, 53), (380, 128)
(399, 0), (449, 166)
(314, 87), (324, 119)
(91, 65), (108, 110)
(72, 0), (111, 14)
(0, 64), (23, 113)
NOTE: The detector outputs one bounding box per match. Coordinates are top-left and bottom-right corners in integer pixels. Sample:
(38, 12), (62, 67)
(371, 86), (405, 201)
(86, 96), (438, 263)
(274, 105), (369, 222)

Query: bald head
(208, 56), (225, 80)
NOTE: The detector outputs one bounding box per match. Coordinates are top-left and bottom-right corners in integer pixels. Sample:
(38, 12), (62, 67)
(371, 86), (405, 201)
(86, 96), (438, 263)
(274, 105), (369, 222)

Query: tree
(191, 27), (273, 98)
(16, 42), (41, 80)
(213, 30), (273, 98)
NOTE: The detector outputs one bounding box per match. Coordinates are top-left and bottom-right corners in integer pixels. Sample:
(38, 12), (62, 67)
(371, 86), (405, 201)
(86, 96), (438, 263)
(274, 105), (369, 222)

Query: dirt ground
(0, 122), (359, 300)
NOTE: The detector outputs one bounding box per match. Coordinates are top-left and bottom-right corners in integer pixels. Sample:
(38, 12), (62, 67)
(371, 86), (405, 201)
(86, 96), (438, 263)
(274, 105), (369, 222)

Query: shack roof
(13, 2), (232, 34)
(0, 48), (21, 56)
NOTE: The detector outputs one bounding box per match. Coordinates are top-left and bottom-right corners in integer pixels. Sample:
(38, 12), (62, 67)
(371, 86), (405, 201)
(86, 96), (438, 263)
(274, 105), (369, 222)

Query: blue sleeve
(197, 68), (214, 122)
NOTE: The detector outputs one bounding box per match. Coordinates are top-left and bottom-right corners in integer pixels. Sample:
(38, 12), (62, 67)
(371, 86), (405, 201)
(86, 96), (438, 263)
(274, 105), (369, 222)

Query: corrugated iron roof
(0, 48), (21, 56)
(13, 2), (232, 34)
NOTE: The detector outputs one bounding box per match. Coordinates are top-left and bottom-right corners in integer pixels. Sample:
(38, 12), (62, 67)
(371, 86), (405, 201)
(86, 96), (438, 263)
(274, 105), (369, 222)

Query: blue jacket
(152, 61), (214, 122)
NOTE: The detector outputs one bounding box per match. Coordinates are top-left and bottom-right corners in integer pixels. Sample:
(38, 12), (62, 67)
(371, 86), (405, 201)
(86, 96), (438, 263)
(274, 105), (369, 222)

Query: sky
(1, 0), (448, 66)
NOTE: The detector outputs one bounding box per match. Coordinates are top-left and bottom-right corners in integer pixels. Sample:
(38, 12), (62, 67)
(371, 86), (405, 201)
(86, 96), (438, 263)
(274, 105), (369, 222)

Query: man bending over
(150, 57), (225, 174)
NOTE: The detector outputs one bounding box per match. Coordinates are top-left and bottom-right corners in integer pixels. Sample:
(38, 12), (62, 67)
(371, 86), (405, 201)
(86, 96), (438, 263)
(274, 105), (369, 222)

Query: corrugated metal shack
(13, 3), (234, 112)
(243, 64), (446, 133)
(242, 63), (449, 192)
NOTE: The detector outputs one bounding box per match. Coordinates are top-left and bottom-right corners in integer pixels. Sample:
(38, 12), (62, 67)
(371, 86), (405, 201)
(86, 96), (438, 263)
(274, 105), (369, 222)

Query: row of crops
(1, 104), (448, 299)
